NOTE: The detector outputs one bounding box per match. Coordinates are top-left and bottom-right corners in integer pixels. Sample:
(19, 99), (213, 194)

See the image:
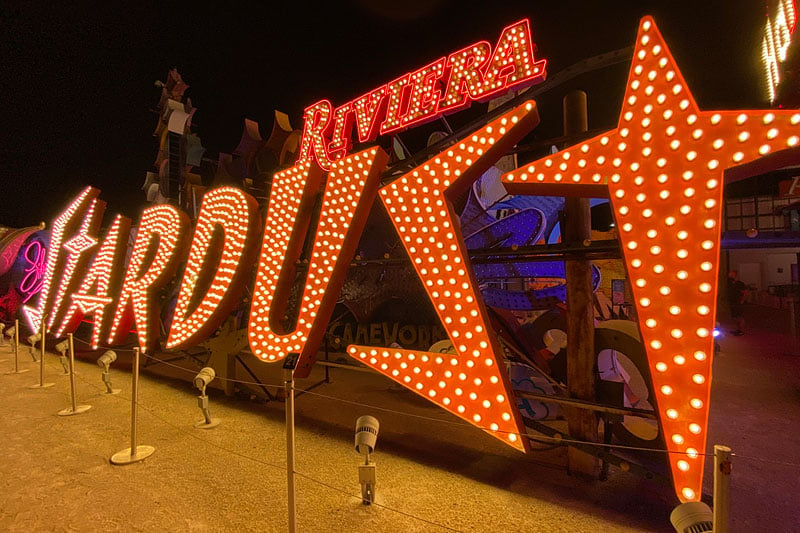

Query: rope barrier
(65, 335), (800, 466)
(10, 343), (800, 533)
(34, 351), (462, 531)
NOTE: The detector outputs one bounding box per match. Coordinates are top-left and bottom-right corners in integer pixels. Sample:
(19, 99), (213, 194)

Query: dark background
(1, 1), (770, 227)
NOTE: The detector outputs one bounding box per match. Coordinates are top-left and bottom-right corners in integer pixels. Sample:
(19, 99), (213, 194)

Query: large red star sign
(349, 103), (542, 452)
(503, 16), (800, 502)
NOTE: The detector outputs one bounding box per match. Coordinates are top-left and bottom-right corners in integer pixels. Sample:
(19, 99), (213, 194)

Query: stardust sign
(22, 17), (800, 503)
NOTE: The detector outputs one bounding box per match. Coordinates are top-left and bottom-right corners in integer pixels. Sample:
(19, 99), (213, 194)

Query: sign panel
(22, 15), (800, 504)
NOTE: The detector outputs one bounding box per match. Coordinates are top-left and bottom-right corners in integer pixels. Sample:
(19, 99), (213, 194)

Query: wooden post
(563, 90), (600, 478)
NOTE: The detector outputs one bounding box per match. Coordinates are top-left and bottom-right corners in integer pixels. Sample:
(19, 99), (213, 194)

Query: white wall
(728, 247), (799, 290)
(766, 253), (796, 285)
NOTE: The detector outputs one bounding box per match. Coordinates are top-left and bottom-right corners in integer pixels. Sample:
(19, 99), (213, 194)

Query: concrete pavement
(0, 305), (797, 531)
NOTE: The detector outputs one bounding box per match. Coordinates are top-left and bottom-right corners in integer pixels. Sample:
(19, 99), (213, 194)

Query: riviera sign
(297, 19), (547, 170)
(20, 16), (800, 503)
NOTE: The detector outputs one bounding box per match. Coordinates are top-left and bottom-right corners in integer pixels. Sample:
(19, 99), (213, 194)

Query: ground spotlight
(97, 350), (120, 394)
(193, 367), (220, 429)
(354, 415), (380, 504)
(5, 325), (16, 339)
(55, 339), (70, 374)
(0, 323), (5, 345)
(670, 501), (713, 532)
(27, 333), (41, 361)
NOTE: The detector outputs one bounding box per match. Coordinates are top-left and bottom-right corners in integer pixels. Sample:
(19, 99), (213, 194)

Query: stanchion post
(40, 318), (46, 382)
(110, 347), (154, 464)
(40, 317), (45, 361)
(14, 319), (19, 374)
(29, 317), (53, 388)
(283, 353), (299, 533)
(6, 319), (29, 375)
(14, 319), (20, 372)
(713, 444), (731, 533)
(57, 333), (91, 416)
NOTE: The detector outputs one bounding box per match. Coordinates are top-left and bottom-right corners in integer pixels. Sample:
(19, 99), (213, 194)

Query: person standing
(726, 271), (746, 335)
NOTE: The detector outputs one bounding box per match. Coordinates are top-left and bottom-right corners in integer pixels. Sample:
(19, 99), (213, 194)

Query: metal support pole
(14, 319), (19, 371)
(284, 368), (297, 533)
(563, 89), (599, 478)
(69, 334), (77, 411)
(6, 319), (29, 375)
(713, 445), (732, 532)
(0, 325), (7, 363)
(58, 333), (91, 416)
(40, 319), (46, 382)
(29, 317), (53, 388)
(194, 393), (220, 429)
(110, 348), (155, 464)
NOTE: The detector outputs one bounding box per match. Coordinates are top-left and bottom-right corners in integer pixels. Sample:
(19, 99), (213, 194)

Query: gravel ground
(2, 307), (798, 532)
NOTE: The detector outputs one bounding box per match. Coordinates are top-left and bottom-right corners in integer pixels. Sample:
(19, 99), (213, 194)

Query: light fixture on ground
(27, 333), (40, 361)
(193, 367), (220, 428)
(355, 415), (379, 505)
(54, 339), (71, 374)
(97, 350), (120, 394)
(670, 501), (713, 532)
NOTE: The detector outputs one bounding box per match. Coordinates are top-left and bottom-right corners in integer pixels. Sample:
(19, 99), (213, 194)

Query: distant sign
(763, 0), (797, 102)
(778, 176), (800, 197)
(611, 279), (626, 306)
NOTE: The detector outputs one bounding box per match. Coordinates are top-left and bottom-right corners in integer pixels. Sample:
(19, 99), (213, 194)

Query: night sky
(1, 1), (770, 228)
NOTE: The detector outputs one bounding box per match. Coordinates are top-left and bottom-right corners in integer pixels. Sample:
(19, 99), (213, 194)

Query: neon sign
(59, 214), (131, 348)
(350, 103), (541, 451)
(27, 16), (800, 503)
(167, 187), (261, 350)
(763, 0), (797, 102)
(297, 19), (547, 170)
(19, 241), (47, 303)
(23, 187), (100, 333)
(504, 16), (800, 502)
(108, 205), (190, 354)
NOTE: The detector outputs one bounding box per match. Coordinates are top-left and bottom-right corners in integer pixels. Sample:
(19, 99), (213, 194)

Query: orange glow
(248, 147), (389, 377)
(48, 197), (105, 333)
(58, 214), (131, 348)
(297, 100), (337, 171)
(167, 187), (261, 349)
(349, 102), (542, 452)
(502, 16), (800, 501)
(351, 87), (389, 143)
(438, 40), (492, 113)
(400, 58), (447, 129)
(763, 0), (797, 102)
(298, 19), (546, 170)
(472, 19), (546, 98)
(23, 187), (100, 334)
(108, 205), (189, 353)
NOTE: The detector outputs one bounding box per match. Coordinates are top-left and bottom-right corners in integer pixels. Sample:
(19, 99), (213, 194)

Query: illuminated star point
(503, 15), (800, 502)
